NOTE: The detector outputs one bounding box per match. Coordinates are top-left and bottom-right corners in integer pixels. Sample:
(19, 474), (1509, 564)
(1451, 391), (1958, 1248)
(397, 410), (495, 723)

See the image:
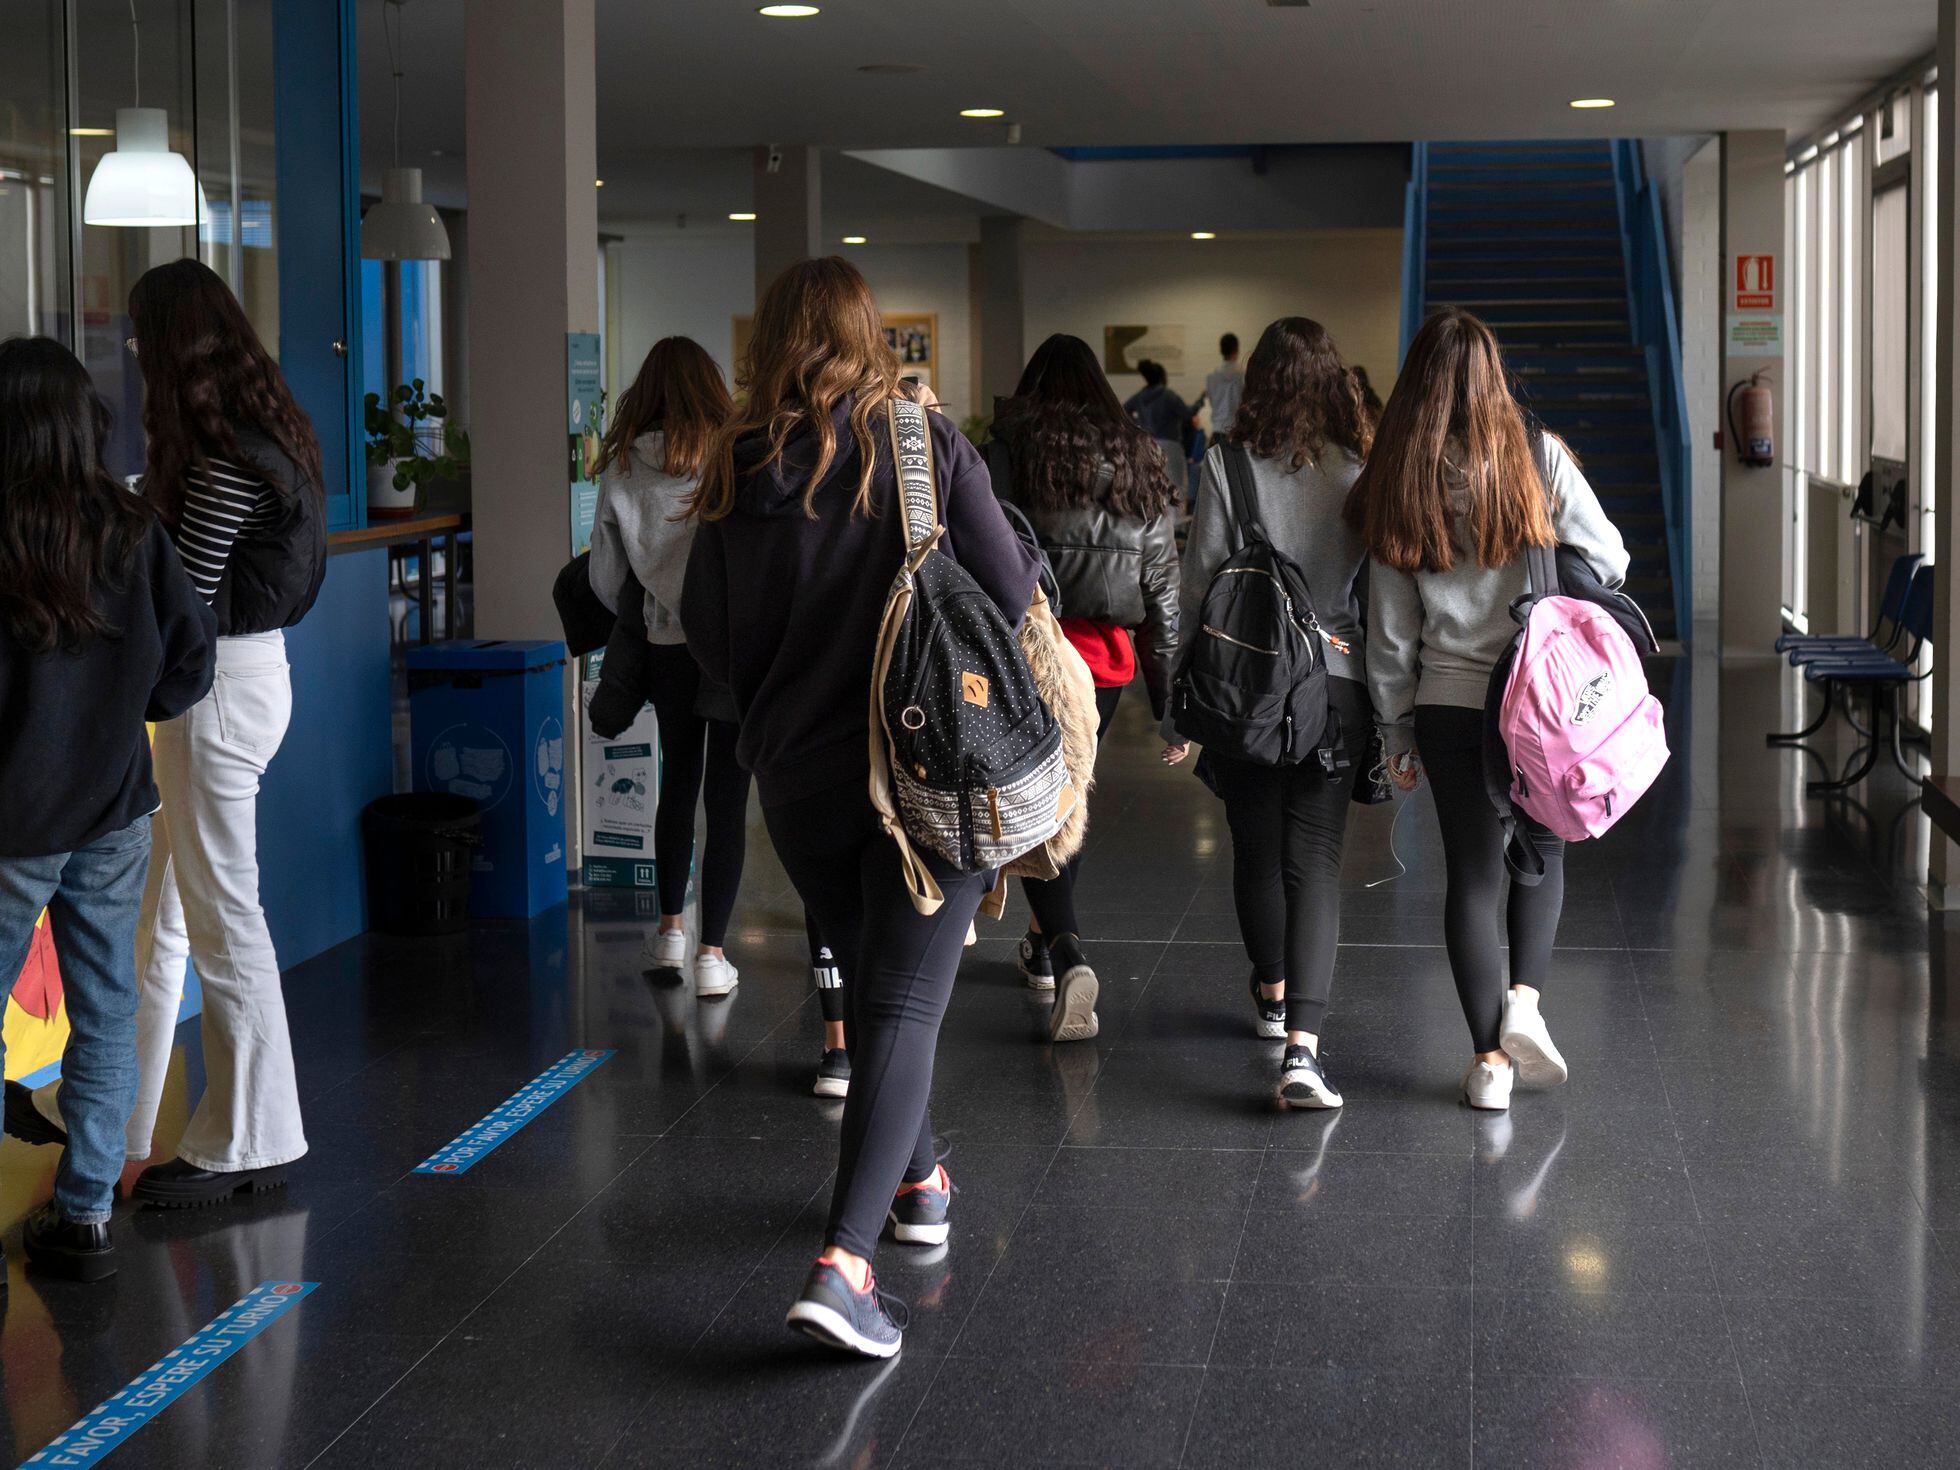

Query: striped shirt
(176, 457), (280, 604)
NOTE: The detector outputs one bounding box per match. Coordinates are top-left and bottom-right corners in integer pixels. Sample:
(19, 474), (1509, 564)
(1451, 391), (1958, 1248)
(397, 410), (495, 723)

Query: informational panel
(567, 331), (603, 555)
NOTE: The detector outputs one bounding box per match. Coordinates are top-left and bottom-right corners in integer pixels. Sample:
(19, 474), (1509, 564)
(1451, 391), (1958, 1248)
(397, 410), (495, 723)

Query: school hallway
(2, 651), (1956, 1469)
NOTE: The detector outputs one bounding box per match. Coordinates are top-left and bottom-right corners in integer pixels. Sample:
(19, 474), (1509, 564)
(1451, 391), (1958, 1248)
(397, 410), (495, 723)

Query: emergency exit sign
(1735, 254), (1775, 310)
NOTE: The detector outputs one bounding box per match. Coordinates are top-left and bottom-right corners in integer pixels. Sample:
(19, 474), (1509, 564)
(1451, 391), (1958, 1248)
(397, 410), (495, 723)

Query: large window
(0, 0), (279, 478)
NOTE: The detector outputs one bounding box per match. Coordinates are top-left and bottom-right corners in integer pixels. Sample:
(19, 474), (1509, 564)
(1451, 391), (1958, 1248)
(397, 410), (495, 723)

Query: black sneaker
(886, 1164), (951, 1245)
(132, 1157), (288, 1209)
(1250, 974), (1286, 1040)
(23, 1201), (115, 1282)
(1017, 931), (1054, 991)
(1278, 1044), (1344, 1109)
(785, 1259), (907, 1358)
(4, 1080), (66, 1147)
(814, 1048), (851, 1099)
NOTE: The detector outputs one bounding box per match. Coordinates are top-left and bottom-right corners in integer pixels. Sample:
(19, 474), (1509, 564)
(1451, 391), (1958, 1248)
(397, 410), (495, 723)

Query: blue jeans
(0, 815), (150, 1223)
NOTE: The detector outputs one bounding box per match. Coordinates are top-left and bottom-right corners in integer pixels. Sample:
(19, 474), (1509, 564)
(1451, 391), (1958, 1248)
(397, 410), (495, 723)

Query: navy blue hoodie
(683, 398), (1040, 808)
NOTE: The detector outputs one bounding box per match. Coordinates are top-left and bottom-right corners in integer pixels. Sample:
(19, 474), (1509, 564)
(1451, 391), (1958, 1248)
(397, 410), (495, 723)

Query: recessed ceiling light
(1190, 231), (1216, 240)
(594, 178), (604, 187)
(758, 4), (819, 15)
(842, 235), (867, 244)
(728, 212), (757, 222)
(1569, 97), (1615, 109)
(960, 107), (1005, 119)
(68, 126), (115, 137)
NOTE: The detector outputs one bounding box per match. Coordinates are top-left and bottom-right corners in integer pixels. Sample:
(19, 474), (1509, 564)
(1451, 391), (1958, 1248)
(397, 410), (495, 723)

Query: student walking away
(67, 258), (328, 1208)
(1347, 307), (1628, 1112)
(1124, 360), (1195, 498)
(588, 336), (749, 1001)
(988, 333), (1180, 1042)
(684, 258), (1039, 1358)
(1161, 318), (1372, 1109)
(1204, 332), (1245, 438)
(0, 337), (215, 1275)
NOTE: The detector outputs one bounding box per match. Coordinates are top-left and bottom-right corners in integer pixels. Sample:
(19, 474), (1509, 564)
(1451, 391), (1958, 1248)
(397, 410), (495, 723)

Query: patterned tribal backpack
(869, 398), (1073, 914)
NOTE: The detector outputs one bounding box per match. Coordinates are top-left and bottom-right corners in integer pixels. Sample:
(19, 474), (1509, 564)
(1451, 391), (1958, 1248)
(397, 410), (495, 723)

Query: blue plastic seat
(1779, 552), (1922, 662)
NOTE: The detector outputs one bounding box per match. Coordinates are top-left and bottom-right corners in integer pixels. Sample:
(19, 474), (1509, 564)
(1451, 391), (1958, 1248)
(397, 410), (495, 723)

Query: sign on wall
(1104, 324), (1188, 377)
(567, 331), (603, 555)
(883, 313), (937, 393)
(1726, 253), (1780, 354)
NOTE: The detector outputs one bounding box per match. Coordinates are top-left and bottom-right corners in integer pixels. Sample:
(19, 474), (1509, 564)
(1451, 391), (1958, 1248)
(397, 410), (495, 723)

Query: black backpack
(1171, 444), (1345, 771)
(983, 437), (1064, 614)
(871, 399), (1071, 912)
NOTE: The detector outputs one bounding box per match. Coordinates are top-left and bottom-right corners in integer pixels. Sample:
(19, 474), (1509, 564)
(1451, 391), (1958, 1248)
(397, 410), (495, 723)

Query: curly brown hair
(989, 334), (1176, 521)
(128, 258), (323, 523)
(1229, 317), (1372, 471)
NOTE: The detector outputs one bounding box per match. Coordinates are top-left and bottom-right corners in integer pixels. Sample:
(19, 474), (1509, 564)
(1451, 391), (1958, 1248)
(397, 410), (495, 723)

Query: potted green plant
(365, 380), (470, 519)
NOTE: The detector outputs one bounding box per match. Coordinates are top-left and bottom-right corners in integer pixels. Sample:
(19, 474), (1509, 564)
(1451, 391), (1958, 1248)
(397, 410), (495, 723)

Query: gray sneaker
(786, 1260), (906, 1359)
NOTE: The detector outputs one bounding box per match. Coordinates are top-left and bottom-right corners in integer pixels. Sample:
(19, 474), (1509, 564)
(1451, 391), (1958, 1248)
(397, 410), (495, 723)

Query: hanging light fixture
(83, 1), (200, 228)
(362, 0), (450, 261)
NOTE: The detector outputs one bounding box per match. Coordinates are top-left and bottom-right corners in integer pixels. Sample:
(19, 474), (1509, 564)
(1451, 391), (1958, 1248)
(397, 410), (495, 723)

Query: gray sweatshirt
(588, 431), (698, 645)
(1366, 434), (1629, 756)
(1166, 441), (1368, 739)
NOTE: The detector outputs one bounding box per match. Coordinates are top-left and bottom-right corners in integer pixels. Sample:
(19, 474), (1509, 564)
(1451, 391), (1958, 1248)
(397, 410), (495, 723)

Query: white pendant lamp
(83, 3), (200, 229)
(362, 0), (450, 261)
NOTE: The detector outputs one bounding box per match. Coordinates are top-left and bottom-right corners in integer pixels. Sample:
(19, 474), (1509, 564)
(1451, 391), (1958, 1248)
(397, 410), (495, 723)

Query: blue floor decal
(23, 1281), (317, 1467)
(413, 1048), (615, 1175)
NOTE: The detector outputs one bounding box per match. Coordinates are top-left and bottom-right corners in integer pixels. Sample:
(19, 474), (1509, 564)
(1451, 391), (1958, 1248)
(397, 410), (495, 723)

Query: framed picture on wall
(1104, 324), (1188, 377)
(883, 313), (937, 391)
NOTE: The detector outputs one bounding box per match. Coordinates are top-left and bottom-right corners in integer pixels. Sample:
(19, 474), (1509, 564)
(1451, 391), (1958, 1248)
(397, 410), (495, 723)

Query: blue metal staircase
(1407, 139), (1687, 643)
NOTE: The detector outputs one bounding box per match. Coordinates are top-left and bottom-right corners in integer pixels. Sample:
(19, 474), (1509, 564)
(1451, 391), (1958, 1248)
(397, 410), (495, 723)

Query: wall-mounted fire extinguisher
(1727, 370), (1775, 467)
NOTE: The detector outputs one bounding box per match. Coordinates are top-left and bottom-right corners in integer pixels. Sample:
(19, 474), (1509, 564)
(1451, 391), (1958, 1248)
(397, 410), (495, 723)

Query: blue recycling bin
(406, 640), (569, 918)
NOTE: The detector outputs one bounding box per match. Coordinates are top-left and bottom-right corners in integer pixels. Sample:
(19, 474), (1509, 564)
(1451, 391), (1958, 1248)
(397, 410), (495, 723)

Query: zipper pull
(1320, 629), (1352, 655)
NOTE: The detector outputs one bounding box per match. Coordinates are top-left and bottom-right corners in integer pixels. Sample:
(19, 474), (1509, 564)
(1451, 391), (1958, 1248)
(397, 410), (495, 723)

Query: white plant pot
(368, 458), (417, 518)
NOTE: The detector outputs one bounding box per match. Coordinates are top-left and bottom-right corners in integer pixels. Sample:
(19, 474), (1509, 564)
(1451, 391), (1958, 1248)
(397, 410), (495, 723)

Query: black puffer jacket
(986, 439), (1181, 718)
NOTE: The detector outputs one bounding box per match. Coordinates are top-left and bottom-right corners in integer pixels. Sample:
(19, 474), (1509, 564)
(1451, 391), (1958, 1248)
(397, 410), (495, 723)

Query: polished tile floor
(5, 653), (1960, 1467)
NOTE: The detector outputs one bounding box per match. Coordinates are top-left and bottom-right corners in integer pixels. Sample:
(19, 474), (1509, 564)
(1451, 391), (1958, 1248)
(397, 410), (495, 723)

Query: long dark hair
(693, 257), (900, 521)
(0, 336), (154, 653)
(594, 336), (733, 481)
(128, 258), (323, 522)
(991, 334), (1175, 519)
(1343, 307), (1553, 574)
(1230, 317), (1372, 470)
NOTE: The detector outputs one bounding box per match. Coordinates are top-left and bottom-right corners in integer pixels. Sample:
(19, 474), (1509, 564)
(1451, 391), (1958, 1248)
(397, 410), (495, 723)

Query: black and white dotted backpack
(869, 397), (1072, 914)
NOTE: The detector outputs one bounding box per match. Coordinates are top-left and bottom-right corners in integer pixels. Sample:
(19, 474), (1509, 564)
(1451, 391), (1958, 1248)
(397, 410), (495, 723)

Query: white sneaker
(1500, 990), (1569, 1089)
(695, 952), (740, 998)
(642, 928), (687, 973)
(1462, 1058), (1515, 1111)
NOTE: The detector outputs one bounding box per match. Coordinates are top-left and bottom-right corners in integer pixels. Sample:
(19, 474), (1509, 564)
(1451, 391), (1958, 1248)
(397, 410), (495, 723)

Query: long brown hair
(0, 336), (155, 653)
(990, 333), (1175, 520)
(594, 336), (733, 481)
(1343, 307), (1553, 573)
(128, 258), (323, 523)
(1230, 317), (1372, 470)
(692, 257), (900, 521)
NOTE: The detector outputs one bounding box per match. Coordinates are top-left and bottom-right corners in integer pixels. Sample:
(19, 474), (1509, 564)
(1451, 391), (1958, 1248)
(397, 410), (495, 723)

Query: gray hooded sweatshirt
(587, 431), (698, 645)
(1366, 434), (1629, 756)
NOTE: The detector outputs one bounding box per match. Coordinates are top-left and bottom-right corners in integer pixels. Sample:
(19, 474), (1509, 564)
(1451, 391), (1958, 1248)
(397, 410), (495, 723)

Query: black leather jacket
(987, 439), (1181, 717)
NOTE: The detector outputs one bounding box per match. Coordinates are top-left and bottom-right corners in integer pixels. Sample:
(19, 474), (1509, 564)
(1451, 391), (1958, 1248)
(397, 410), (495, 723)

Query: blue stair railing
(1610, 140), (1693, 644)
(1399, 142), (1428, 365)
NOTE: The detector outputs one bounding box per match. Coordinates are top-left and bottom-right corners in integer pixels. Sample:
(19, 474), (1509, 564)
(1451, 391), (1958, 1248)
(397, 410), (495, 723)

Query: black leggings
(1414, 704), (1565, 1053)
(1019, 684), (1124, 940)
(1212, 676), (1370, 1036)
(646, 642), (750, 947)
(766, 780), (989, 1259)
(807, 909), (845, 1026)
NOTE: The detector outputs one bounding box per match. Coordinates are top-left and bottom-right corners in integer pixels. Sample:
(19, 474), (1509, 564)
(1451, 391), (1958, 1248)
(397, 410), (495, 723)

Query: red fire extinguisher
(1727, 370), (1775, 467)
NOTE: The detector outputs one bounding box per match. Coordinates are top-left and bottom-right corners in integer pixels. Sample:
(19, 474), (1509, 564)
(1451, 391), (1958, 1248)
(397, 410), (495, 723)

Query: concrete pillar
(464, 0), (599, 640)
(1717, 129), (1788, 657)
(753, 145), (821, 303)
(1932, 1), (1960, 897)
(976, 216), (1027, 413)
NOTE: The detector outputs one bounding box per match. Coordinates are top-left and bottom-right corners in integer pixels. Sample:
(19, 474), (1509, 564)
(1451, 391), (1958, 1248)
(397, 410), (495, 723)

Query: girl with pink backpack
(1345, 309), (1631, 1112)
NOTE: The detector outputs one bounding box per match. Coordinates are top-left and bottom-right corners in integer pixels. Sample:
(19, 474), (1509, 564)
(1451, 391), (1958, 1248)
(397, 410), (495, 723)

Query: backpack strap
(887, 396), (942, 564)
(1219, 443), (1264, 549)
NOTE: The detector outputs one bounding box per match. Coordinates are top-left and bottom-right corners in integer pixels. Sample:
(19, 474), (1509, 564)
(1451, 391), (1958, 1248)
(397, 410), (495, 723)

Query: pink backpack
(1492, 543), (1668, 854)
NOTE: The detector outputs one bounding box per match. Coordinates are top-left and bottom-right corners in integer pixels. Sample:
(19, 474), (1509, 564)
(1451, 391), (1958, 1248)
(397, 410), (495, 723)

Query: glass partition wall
(0, 0), (278, 478)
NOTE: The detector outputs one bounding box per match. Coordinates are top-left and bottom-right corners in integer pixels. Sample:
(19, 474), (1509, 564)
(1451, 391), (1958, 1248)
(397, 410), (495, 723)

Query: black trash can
(362, 793), (482, 937)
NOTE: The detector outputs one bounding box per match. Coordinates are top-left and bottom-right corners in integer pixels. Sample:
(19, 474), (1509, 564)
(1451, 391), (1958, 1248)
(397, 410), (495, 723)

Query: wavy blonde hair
(692, 257), (900, 520)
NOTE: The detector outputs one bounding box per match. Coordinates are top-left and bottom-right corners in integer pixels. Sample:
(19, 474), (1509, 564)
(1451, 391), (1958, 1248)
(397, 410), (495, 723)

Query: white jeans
(108, 632), (305, 1171)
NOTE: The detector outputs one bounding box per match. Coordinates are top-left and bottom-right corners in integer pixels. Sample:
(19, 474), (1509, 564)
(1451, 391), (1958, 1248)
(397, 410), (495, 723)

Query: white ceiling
(360, 0), (1936, 218)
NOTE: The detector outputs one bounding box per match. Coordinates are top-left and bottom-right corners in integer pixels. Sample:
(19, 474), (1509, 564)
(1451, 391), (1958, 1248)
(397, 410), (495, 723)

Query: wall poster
(883, 313), (937, 393)
(1104, 324), (1188, 377)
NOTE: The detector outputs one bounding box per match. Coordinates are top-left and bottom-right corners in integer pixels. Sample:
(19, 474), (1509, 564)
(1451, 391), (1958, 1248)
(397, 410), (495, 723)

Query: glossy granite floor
(5, 651), (1960, 1468)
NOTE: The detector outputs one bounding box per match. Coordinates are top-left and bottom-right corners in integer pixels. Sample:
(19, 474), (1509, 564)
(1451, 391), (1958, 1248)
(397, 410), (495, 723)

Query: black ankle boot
(133, 1157), (290, 1209)
(24, 1201), (115, 1282)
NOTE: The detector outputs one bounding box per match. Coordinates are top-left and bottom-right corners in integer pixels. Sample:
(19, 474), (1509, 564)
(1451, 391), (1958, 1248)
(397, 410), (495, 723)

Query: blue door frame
(273, 0), (363, 533)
